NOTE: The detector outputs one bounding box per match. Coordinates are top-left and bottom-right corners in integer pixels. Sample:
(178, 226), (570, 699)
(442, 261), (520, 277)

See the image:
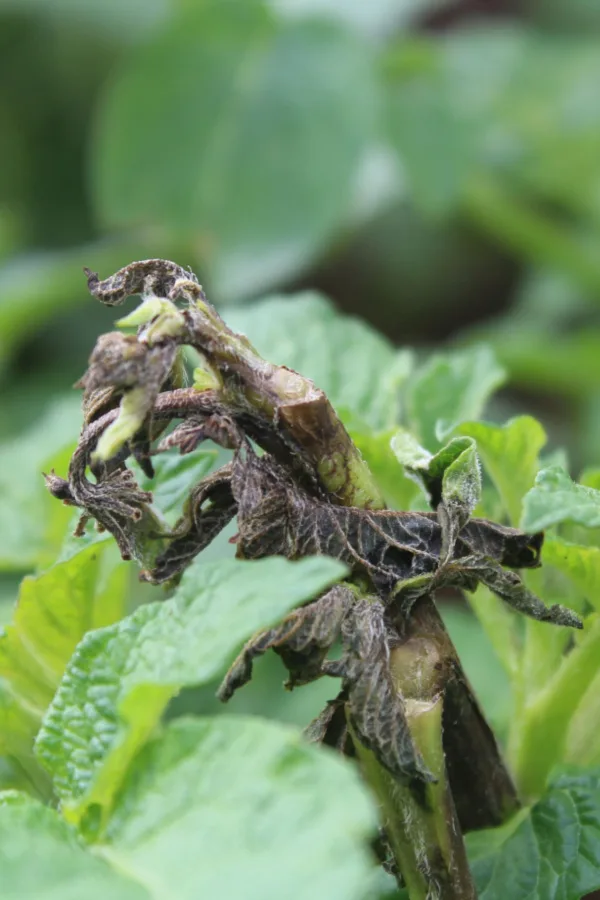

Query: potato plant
(1, 263), (600, 900)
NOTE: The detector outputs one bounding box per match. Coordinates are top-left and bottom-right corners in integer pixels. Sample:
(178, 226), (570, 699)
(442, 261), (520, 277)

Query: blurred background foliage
(3, 0), (600, 458)
(2, 0), (600, 749)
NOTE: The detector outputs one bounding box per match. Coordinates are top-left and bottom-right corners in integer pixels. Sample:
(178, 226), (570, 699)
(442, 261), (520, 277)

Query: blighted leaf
(0, 397), (81, 571)
(93, 6), (379, 297)
(101, 716), (377, 900)
(456, 416), (546, 526)
(522, 466), (600, 532)
(36, 556), (346, 824)
(406, 346), (505, 449)
(0, 792), (148, 900)
(0, 545), (127, 791)
(467, 770), (600, 899)
(225, 293), (413, 430)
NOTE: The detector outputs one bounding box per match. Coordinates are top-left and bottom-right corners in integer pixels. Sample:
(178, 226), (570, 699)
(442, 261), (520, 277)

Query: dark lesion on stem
(47, 259), (583, 895)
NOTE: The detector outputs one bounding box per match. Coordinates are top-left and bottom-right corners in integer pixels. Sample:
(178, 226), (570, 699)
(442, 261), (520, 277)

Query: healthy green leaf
(566, 669), (600, 768)
(136, 449), (217, 524)
(510, 614), (600, 797)
(0, 792), (148, 900)
(272, 0), (449, 39)
(0, 397), (81, 571)
(93, 4), (380, 299)
(101, 716), (377, 900)
(0, 240), (162, 369)
(441, 605), (512, 737)
(521, 466), (600, 532)
(225, 293), (412, 430)
(0, 0), (167, 38)
(455, 416), (546, 526)
(350, 429), (421, 510)
(464, 585), (520, 680)
(36, 555), (346, 825)
(406, 346), (505, 450)
(543, 537), (600, 613)
(0, 544), (127, 789)
(467, 770), (600, 900)
(385, 47), (475, 216)
(386, 27), (600, 220)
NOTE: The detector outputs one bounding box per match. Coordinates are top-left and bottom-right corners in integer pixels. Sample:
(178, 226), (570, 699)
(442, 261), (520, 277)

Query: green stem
(510, 613), (600, 799)
(382, 634), (477, 900)
(354, 623), (476, 899)
(465, 174), (600, 297)
(88, 261), (519, 890)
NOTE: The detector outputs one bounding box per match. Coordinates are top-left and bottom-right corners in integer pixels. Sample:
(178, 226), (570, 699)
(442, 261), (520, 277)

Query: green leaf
(0, 545), (127, 793)
(0, 240), (164, 369)
(226, 292), (413, 429)
(0, 0), (168, 38)
(521, 466), (600, 532)
(483, 330), (600, 400)
(406, 346), (505, 450)
(543, 537), (600, 613)
(566, 666), (600, 768)
(93, 4), (379, 298)
(455, 416), (546, 526)
(0, 792), (149, 900)
(391, 432), (481, 514)
(136, 449), (217, 525)
(349, 429), (420, 510)
(384, 43), (475, 216)
(272, 0), (448, 39)
(440, 438), (481, 519)
(510, 614), (600, 797)
(467, 770), (600, 899)
(101, 716), (377, 900)
(464, 585), (520, 680)
(0, 397), (81, 571)
(386, 27), (600, 221)
(441, 605), (512, 737)
(36, 555), (346, 825)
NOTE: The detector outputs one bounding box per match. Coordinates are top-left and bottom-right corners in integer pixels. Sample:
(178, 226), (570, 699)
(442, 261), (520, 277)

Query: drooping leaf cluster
(1, 265), (600, 897)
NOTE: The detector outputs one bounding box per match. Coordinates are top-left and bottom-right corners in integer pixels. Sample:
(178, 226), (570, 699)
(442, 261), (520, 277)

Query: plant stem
(387, 623), (477, 899)
(465, 174), (600, 297)
(176, 283), (518, 889)
(88, 261), (520, 891)
(510, 613), (600, 799)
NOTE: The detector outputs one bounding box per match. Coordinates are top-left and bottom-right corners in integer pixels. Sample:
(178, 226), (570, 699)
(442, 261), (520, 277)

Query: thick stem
(86, 262), (520, 892)
(400, 599), (519, 832)
(386, 613), (477, 899)
(172, 307), (518, 883)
